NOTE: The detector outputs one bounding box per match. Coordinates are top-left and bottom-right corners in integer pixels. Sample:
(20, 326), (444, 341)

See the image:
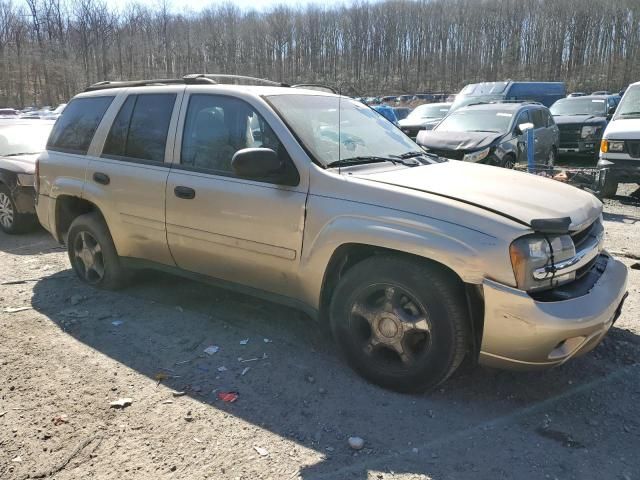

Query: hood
(416, 130), (504, 152)
(553, 114), (605, 126)
(604, 118), (640, 140)
(0, 153), (39, 174)
(352, 160), (601, 231)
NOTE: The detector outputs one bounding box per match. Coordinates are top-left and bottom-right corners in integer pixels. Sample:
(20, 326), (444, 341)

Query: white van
(598, 81), (640, 196)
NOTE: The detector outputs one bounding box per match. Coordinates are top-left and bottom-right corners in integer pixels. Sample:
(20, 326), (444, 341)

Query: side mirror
(515, 122), (534, 135)
(231, 148), (282, 179)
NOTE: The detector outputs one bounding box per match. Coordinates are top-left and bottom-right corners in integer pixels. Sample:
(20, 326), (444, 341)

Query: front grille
(558, 124), (581, 145)
(426, 148), (465, 160)
(626, 140), (640, 158)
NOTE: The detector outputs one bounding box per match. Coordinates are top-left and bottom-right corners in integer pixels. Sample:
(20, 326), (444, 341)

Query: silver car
(35, 75), (628, 392)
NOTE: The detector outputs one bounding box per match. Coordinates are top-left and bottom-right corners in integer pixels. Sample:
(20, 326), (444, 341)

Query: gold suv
(36, 75), (628, 392)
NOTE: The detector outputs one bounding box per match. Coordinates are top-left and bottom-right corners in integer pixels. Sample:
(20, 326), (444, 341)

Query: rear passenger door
(531, 108), (550, 162)
(84, 88), (183, 266)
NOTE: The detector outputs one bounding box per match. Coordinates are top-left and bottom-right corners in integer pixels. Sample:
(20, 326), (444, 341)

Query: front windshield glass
(614, 86), (640, 119)
(407, 104), (450, 120)
(0, 123), (53, 156)
(550, 98), (606, 116)
(268, 95), (419, 167)
(435, 109), (513, 133)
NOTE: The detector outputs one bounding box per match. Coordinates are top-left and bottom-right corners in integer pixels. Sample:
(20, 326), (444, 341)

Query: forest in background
(0, 0), (639, 107)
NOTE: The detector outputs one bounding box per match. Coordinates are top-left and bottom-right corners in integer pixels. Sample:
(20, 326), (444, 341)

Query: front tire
(0, 184), (37, 234)
(599, 171), (618, 198)
(329, 255), (469, 393)
(67, 212), (127, 290)
(499, 154), (516, 169)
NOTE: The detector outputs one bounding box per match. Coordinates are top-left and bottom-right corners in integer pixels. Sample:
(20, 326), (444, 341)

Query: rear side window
(102, 93), (176, 163)
(531, 109), (546, 128)
(47, 96), (114, 155)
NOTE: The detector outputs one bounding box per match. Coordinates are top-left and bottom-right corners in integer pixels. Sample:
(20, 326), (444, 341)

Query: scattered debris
(239, 338), (249, 345)
(254, 446), (269, 457)
(12, 456), (22, 463)
(318, 387), (326, 394)
(184, 411), (194, 422)
(193, 437), (203, 443)
(109, 398), (133, 409)
(52, 414), (69, 425)
(263, 338), (272, 343)
(175, 306), (184, 313)
(4, 306), (32, 313)
(0, 411), (6, 417)
(59, 308), (89, 318)
(217, 391), (239, 403)
(111, 320), (124, 327)
(161, 400), (173, 405)
(631, 262), (640, 270)
(217, 366), (228, 372)
(240, 357), (259, 363)
(412, 447), (419, 453)
(305, 375), (315, 384)
(348, 436), (365, 450)
(241, 367), (251, 376)
(172, 391), (186, 397)
(204, 345), (220, 355)
(69, 294), (83, 306)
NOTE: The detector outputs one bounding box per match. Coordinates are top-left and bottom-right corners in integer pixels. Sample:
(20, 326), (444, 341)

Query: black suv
(550, 95), (618, 159)
(416, 102), (559, 168)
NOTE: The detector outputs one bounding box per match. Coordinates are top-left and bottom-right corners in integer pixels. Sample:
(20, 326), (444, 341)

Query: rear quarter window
(47, 96), (114, 155)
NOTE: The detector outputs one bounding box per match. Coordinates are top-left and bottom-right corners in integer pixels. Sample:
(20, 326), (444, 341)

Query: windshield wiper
(468, 129), (500, 133)
(396, 151), (425, 159)
(4, 152), (39, 157)
(326, 156), (398, 168)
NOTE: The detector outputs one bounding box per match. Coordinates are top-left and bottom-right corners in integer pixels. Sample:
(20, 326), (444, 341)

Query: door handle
(93, 172), (110, 185)
(174, 186), (196, 200)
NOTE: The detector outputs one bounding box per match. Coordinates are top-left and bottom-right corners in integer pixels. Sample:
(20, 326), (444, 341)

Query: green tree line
(1, 0), (638, 107)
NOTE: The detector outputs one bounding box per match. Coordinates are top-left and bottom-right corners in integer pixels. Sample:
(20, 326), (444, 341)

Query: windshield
(550, 98), (606, 116)
(268, 95), (419, 167)
(407, 104), (450, 120)
(614, 85), (640, 119)
(0, 123), (53, 156)
(435, 109), (513, 133)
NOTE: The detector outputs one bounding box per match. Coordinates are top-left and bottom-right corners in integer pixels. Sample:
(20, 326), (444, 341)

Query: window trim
(173, 92), (300, 186)
(100, 92), (178, 165)
(47, 96), (115, 156)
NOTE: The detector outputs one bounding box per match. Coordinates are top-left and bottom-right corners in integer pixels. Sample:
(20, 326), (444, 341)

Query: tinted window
(531, 109), (546, 128)
(103, 94), (176, 163)
(181, 95), (287, 176)
(47, 96), (114, 154)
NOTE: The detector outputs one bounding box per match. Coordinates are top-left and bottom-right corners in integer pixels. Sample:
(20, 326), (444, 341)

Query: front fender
(298, 197), (514, 310)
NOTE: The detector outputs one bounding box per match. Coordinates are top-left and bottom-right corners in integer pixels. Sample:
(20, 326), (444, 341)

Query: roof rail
(291, 83), (337, 94)
(84, 73), (289, 92)
(185, 74), (289, 87)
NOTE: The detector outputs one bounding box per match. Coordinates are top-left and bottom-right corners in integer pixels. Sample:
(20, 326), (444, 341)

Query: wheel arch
(54, 194), (103, 242)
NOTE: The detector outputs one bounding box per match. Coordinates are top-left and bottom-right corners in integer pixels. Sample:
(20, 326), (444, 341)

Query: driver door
(514, 110), (531, 163)
(164, 93), (308, 298)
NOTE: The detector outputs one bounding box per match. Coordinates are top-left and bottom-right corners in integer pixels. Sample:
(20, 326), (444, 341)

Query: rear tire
(329, 255), (469, 393)
(0, 184), (37, 234)
(67, 212), (127, 290)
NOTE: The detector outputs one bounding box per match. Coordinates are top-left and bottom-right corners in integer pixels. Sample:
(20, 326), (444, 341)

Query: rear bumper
(479, 253), (628, 370)
(35, 193), (55, 237)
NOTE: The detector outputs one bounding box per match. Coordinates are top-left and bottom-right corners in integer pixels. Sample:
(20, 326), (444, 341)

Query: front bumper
(598, 157), (640, 183)
(559, 140), (598, 156)
(479, 253), (628, 370)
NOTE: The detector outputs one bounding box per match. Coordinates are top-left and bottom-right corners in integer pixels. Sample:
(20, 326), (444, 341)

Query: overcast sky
(109, 0), (357, 12)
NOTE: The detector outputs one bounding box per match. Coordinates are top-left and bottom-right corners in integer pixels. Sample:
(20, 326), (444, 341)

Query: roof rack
(291, 83), (337, 94)
(84, 73), (290, 92)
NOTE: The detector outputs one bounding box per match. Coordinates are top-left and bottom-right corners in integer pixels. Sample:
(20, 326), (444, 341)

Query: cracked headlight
(509, 234), (576, 292)
(463, 147), (490, 163)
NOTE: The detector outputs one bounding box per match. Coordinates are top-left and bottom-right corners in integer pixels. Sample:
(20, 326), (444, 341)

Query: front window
(407, 104), (450, 120)
(550, 98), (606, 116)
(267, 95), (419, 167)
(614, 86), (640, 119)
(435, 109), (513, 133)
(0, 123), (54, 156)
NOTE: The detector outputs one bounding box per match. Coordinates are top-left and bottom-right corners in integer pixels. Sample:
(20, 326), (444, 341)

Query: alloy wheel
(72, 231), (105, 283)
(0, 192), (14, 229)
(348, 284), (432, 370)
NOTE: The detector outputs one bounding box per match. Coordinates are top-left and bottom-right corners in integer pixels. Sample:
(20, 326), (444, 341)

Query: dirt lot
(1, 186), (639, 480)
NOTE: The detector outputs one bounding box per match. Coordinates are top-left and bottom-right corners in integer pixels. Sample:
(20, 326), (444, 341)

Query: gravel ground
(1, 185), (639, 480)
